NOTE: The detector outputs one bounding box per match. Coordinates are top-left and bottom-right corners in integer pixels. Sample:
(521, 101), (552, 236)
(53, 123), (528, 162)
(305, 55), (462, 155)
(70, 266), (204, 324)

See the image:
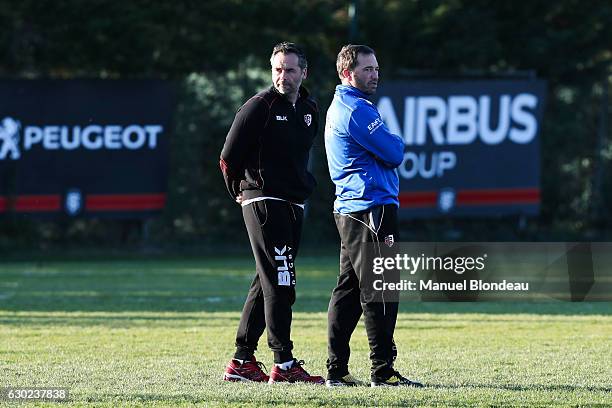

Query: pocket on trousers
(251, 200), (268, 227)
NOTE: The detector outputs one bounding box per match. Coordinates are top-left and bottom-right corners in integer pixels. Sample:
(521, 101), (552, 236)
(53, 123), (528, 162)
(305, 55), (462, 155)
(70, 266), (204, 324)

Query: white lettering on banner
(403, 97), (415, 144)
(60, 127), (79, 150)
(399, 151), (457, 179)
(509, 94), (537, 144)
(123, 125), (145, 149)
(145, 125), (162, 148)
(376, 97), (401, 138)
(479, 95), (510, 144)
(104, 126), (122, 149)
(43, 126), (60, 149)
(447, 96), (477, 145)
(416, 96), (446, 145)
(0, 116), (165, 160)
(24, 127), (43, 150)
(377, 93), (539, 146)
(82, 125), (102, 149)
(22, 124), (163, 151)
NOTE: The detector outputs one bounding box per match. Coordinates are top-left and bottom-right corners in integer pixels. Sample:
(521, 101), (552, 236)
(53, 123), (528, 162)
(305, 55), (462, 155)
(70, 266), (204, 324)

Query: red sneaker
(223, 358), (269, 382)
(268, 359), (325, 384)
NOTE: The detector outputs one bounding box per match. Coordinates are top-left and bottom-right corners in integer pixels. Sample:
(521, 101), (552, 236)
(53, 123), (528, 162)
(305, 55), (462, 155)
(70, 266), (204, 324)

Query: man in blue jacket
(324, 44), (423, 388)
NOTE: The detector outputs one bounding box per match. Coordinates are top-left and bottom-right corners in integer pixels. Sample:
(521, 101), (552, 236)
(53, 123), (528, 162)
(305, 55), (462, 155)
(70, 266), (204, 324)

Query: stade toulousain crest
(384, 234), (395, 248)
(304, 114), (312, 127)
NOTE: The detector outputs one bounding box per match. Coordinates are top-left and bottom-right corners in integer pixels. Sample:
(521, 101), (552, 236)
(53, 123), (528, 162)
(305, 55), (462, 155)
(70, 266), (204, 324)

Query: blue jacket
(324, 85), (405, 213)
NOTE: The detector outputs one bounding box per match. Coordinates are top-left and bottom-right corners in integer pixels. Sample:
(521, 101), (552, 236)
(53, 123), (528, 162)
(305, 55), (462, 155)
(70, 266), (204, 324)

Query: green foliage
(0, 0), (610, 246)
(155, 60), (269, 245)
(357, 0), (612, 236)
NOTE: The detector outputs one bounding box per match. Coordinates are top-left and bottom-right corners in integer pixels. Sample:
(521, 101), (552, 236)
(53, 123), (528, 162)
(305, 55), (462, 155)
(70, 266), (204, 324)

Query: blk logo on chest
(275, 115), (288, 121)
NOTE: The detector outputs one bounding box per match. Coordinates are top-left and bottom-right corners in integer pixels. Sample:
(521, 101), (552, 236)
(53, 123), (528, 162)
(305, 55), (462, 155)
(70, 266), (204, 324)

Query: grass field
(1, 255), (611, 407)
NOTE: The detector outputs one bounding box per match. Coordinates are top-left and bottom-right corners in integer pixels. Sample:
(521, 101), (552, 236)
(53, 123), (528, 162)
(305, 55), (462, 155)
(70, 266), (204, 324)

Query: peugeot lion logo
(0, 117), (21, 160)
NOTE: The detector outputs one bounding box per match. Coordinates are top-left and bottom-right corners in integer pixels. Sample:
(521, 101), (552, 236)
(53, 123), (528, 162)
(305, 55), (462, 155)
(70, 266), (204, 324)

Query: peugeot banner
(0, 80), (174, 218)
(373, 79), (546, 218)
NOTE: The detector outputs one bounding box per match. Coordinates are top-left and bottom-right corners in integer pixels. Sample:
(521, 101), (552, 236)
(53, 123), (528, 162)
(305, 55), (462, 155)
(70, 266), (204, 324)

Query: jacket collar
(270, 85), (310, 103)
(335, 84), (369, 99)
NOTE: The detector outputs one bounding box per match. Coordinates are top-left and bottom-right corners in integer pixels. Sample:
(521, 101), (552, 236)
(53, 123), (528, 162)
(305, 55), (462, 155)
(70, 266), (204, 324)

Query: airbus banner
(373, 79), (546, 218)
(0, 80), (174, 218)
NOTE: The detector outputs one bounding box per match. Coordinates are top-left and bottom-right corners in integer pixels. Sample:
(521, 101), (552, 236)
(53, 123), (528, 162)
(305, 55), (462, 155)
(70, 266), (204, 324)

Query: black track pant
(327, 204), (399, 379)
(234, 199), (303, 364)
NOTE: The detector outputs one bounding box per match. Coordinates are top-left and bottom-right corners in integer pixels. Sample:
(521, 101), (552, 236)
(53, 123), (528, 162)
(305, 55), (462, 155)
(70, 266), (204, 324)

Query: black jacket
(220, 86), (318, 204)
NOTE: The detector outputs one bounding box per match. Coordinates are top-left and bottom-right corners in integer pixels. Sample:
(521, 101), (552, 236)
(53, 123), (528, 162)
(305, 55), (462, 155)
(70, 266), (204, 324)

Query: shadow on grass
(0, 307), (610, 330)
(74, 381), (612, 406)
(0, 313), (242, 327)
(82, 394), (317, 406)
(0, 294), (610, 315)
(428, 382), (612, 393)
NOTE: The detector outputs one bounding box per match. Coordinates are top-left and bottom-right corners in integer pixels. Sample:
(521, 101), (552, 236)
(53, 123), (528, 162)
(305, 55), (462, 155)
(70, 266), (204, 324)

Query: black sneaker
(371, 370), (424, 387)
(325, 373), (366, 387)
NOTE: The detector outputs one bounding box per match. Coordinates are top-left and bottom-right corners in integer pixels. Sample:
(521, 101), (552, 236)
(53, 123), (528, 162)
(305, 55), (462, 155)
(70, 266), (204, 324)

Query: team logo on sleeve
(304, 114), (312, 127)
(367, 117), (383, 134)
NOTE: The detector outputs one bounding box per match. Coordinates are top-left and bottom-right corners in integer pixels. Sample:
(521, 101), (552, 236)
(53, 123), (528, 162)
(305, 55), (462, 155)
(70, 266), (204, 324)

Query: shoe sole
(269, 378), (325, 385)
(371, 382), (397, 387)
(370, 382), (423, 387)
(325, 380), (358, 387)
(223, 373), (268, 382)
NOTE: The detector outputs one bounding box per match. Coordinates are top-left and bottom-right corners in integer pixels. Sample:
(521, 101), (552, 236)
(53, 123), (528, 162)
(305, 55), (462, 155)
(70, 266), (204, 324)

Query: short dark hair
(336, 44), (375, 79)
(270, 42), (308, 70)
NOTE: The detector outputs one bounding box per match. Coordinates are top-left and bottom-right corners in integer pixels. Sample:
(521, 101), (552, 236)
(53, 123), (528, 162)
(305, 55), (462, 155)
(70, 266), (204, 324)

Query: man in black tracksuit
(324, 44), (424, 388)
(220, 42), (324, 384)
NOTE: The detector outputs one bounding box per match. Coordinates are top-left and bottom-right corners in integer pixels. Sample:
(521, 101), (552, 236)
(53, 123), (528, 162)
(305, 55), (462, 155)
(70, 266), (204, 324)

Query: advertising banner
(373, 79), (546, 217)
(0, 80), (174, 218)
